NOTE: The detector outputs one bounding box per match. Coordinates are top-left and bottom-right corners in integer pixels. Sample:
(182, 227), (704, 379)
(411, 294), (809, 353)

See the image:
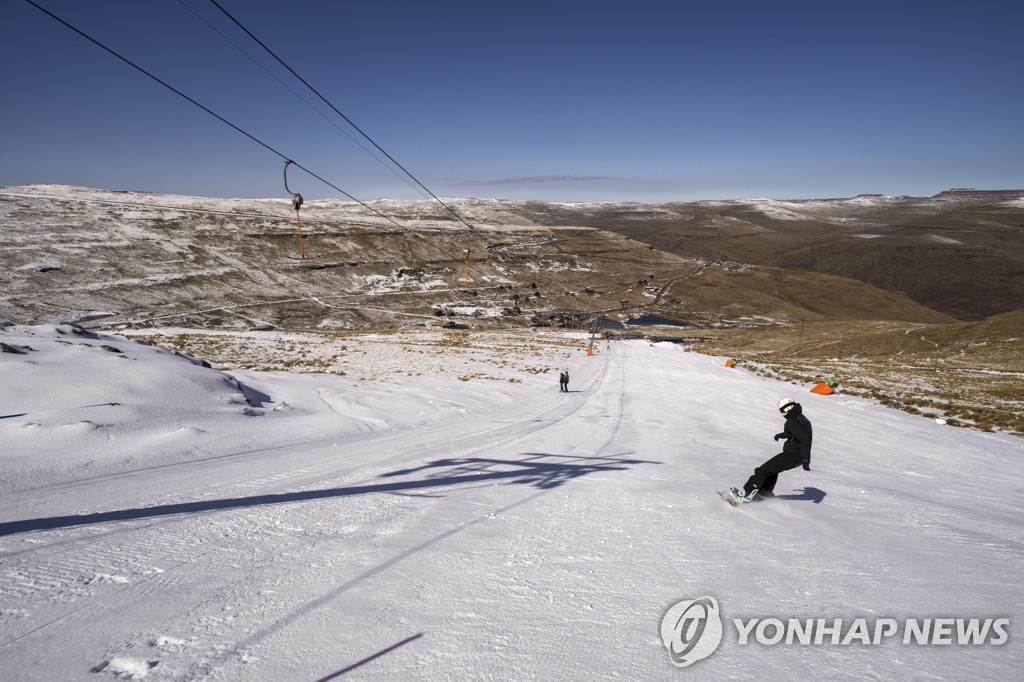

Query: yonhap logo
(659, 596), (1009, 669)
(660, 597), (723, 667)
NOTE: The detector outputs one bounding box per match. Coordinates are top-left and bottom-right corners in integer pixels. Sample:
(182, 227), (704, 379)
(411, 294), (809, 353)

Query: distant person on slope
(729, 397), (812, 502)
(562, 370), (570, 392)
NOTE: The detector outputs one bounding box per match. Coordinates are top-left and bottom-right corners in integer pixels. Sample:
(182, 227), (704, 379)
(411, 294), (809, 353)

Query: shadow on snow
(0, 452), (657, 537)
(775, 486), (827, 504)
(315, 632), (424, 681)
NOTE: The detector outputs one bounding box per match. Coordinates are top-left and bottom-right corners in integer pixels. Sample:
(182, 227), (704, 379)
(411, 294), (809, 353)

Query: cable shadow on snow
(315, 632), (424, 681)
(0, 453), (658, 537)
(775, 487), (827, 504)
(380, 452), (653, 490)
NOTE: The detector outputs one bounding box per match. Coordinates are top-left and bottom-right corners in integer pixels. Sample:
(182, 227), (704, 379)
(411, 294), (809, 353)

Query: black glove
(802, 460), (810, 471)
(774, 432), (786, 441)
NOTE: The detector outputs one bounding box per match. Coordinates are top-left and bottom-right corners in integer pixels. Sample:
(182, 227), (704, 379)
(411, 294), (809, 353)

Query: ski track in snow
(0, 332), (1022, 680)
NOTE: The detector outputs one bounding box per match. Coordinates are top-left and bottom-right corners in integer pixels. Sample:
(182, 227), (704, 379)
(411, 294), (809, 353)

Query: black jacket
(777, 404), (813, 464)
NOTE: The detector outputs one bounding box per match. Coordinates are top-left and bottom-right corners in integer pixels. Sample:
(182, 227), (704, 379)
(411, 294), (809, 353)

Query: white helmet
(778, 398), (797, 415)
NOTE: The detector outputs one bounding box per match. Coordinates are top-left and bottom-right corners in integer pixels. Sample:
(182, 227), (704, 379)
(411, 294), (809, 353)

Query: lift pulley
(283, 160), (306, 258)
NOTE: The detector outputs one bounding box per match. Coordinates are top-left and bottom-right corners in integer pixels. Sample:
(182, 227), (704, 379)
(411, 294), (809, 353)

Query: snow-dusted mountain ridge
(7, 184), (1015, 332)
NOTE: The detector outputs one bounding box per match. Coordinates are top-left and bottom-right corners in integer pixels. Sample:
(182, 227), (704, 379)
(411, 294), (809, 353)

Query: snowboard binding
(718, 487), (759, 506)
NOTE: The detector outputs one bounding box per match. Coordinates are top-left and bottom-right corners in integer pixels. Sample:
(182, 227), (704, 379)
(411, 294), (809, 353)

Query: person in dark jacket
(732, 397), (812, 501)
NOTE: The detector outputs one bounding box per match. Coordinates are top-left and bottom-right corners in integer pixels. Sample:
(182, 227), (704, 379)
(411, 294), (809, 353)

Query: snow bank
(0, 325), (561, 492)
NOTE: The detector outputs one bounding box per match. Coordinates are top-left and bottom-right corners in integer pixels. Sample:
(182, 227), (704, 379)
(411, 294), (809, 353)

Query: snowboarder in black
(732, 397), (812, 501)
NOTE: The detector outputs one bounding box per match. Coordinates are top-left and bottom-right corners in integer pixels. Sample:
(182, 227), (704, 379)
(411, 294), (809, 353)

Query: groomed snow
(1, 325), (1021, 680)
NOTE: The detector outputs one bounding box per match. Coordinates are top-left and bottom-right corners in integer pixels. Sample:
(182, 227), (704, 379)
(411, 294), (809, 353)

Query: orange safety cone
(809, 381), (834, 395)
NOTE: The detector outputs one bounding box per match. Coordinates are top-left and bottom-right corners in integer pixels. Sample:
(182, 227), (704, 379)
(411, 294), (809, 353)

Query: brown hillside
(506, 191), (1024, 321)
(703, 310), (1024, 435)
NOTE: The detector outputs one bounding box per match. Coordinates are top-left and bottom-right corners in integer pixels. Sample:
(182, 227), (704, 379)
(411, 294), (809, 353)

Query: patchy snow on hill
(746, 199), (811, 221)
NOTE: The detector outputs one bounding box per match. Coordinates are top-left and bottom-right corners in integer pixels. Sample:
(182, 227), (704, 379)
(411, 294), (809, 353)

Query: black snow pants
(744, 451), (804, 495)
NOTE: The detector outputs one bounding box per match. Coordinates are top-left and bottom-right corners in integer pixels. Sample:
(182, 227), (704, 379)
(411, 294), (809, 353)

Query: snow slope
(1, 326), (1021, 680)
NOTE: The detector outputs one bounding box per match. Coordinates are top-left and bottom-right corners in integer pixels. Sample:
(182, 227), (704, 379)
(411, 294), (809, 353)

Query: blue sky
(3, 0), (1022, 202)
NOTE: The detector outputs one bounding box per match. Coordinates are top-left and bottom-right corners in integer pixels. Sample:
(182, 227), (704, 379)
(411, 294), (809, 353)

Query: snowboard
(717, 488), (762, 507)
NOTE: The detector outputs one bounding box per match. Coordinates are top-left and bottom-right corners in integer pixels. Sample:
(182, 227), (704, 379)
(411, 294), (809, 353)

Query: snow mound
(0, 325), (256, 490)
(0, 325), (557, 492)
(92, 657), (157, 679)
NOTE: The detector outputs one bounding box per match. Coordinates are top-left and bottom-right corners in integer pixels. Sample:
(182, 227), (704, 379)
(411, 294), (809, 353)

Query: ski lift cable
(26, 3), (642, 303)
(173, 0), (435, 205)
(206, 0), (490, 246)
(23, 1), (287, 177)
(22, 0), (492, 277)
(22, 0), (397, 228)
